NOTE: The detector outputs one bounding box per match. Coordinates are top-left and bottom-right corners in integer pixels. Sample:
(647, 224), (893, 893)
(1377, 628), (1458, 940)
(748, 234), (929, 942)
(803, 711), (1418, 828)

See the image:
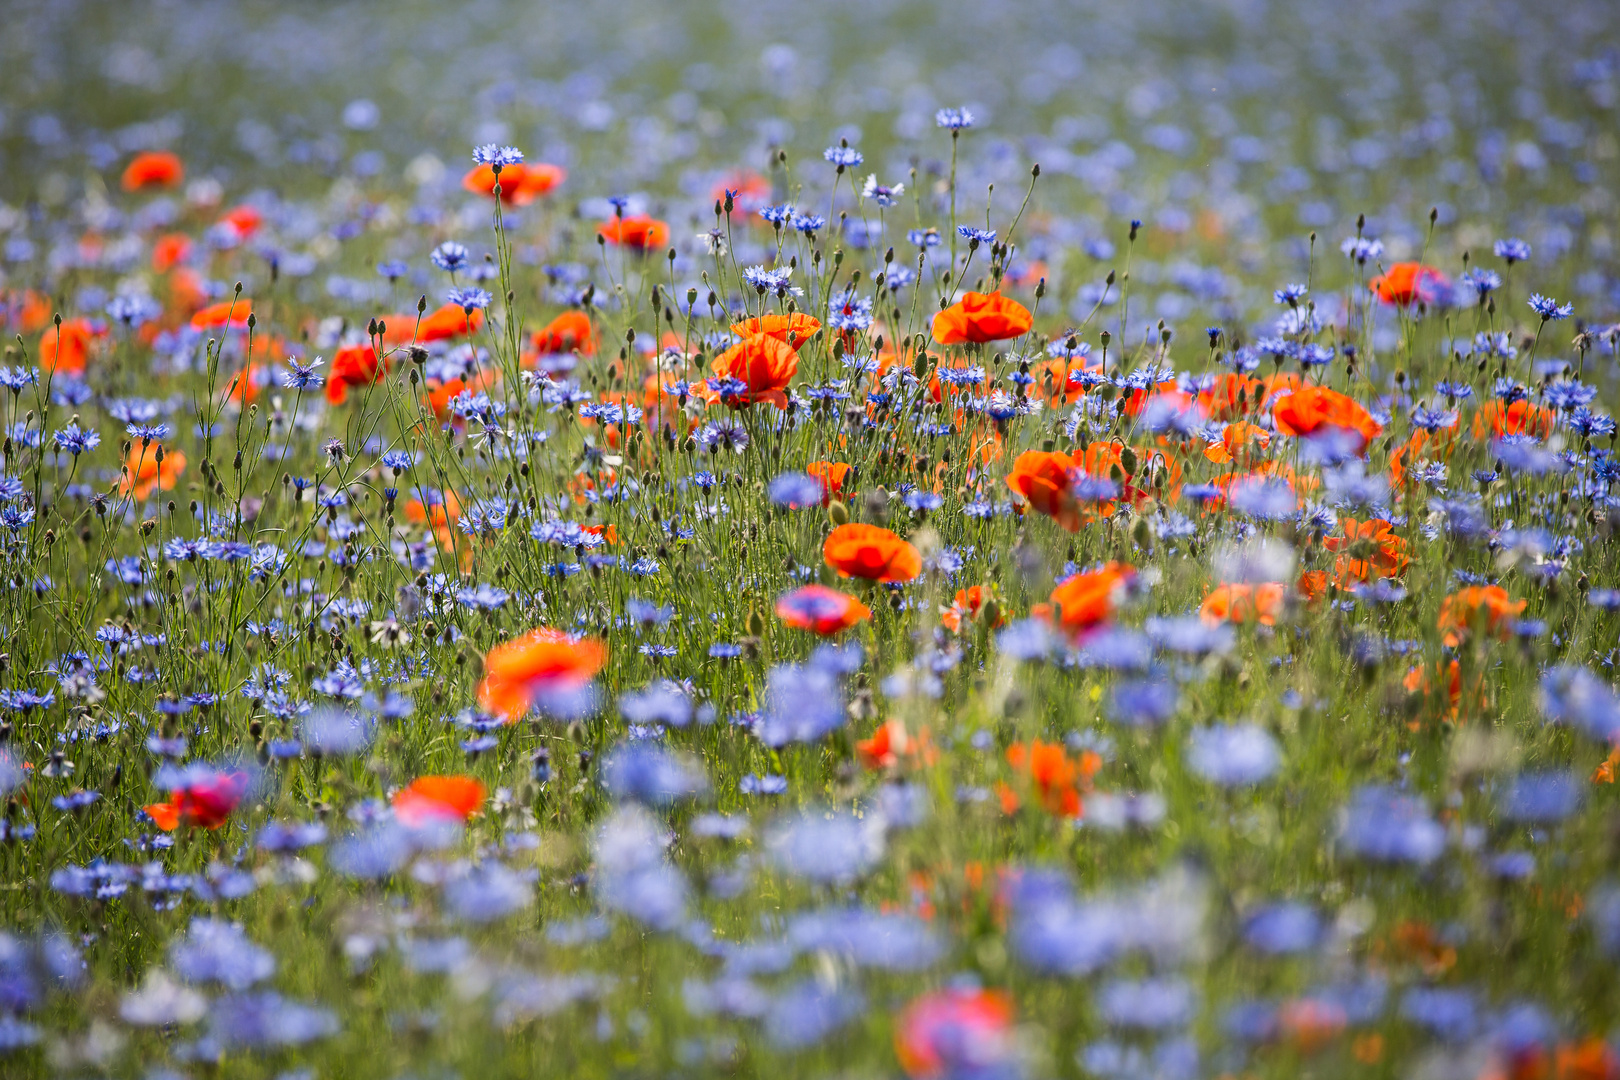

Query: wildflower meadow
(3, 0), (1620, 1076)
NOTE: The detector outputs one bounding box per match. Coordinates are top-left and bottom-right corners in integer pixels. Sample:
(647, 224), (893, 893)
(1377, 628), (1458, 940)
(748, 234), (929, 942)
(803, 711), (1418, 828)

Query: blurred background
(3, 0), (1617, 333)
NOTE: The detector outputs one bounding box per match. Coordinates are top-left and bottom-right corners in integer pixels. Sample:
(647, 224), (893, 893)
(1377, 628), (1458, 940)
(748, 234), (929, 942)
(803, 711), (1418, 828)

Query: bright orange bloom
(4, 289), (52, 334)
(1196, 372), (1264, 420)
(931, 290), (1033, 345)
(1276, 999), (1348, 1054)
(326, 343), (389, 405)
(477, 628), (606, 721)
(713, 170), (772, 212)
(1005, 449), (1082, 531)
(1555, 1039), (1620, 1080)
(858, 718), (933, 771)
(190, 299), (252, 331)
(143, 769), (248, 831)
(219, 204), (263, 239)
(1047, 562), (1134, 638)
(823, 523), (922, 583)
(1204, 421), (1272, 464)
(392, 775), (488, 826)
(1370, 262), (1448, 306)
(151, 233), (193, 273)
(942, 585), (1003, 633)
(120, 444), (187, 501)
(729, 312), (821, 351)
(1389, 424), (1460, 488)
(705, 333), (799, 409)
(1593, 747), (1620, 785)
(531, 311), (596, 356)
(1199, 582), (1285, 626)
(1032, 355), (1102, 407)
(1000, 740), (1100, 818)
(38, 319), (100, 376)
(1437, 586), (1526, 647)
(895, 988), (1015, 1079)
(1474, 399), (1556, 440)
(121, 151), (184, 191)
(1272, 385), (1382, 452)
(774, 584), (872, 635)
(461, 162), (566, 205)
(597, 214), (670, 250)
(806, 461), (853, 505)
(1323, 517), (1409, 584)
(1076, 441), (1182, 508)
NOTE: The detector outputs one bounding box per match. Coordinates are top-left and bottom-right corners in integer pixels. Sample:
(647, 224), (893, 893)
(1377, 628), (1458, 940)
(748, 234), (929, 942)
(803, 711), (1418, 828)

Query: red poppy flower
(1199, 583), (1286, 626)
(775, 584), (871, 635)
(895, 988), (1015, 1079)
(477, 628), (607, 721)
(190, 299), (253, 332)
(704, 333), (799, 409)
(931, 290), (1033, 345)
(823, 523), (922, 583)
(729, 313), (821, 351)
(597, 214), (670, 251)
(326, 343), (389, 405)
(531, 311), (596, 356)
(144, 768), (249, 831)
(1272, 385), (1382, 452)
(1369, 262), (1448, 306)
(1046, 562), (1134, 639)
(392, 775), (487, 826)
(121, 151), (184, 191)
(461, 162), (566, 205)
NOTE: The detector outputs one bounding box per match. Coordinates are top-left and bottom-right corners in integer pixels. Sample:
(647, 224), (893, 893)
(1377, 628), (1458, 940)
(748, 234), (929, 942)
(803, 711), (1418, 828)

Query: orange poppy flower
(823, 523), (922, 583)
(1196, 372), (1264, 420)
(1077, 441), (1182, 508)
(1554, 1039), (1620, 1080)
(392, 774), (488, 826)
(729, 312), (822, 351)
(1389, 424), (1461, 488)
(121, 151), (184, 191)
(1204, 421), (1272, 464)
(1437, 586), (1526, 647)
(219, 204), (263, 239)
(713, 170), (772, 212)
(1000, 740), (1100, 818)
(1323, 517), (1409, 584)
(144, 769), (249, 831)
(858, 718), (934, 771)
(597, 214), (670, 251)
(477, 628), (607, 722)
(1199, 582), (1286, 626)
(120, 444), (187, 501)
(806, 461), (853, 505)
(931, 290), (1033, 345)
(326, 343), (390, 405)
(378, 303), (484, 348)
(942, 585), (1003, 632)
(530, 311), (596, 356)
(705, 333), (799, 409)
(775, 584), (872, 635)
(1473, 399), (1556, 441)
(1593, 746), (1620, 785)
(5, 289), (52, 335)
(461, 162), (567, 205)
(38, 319), (100, 377)
(1369, 262), (1448, 306)
(151, 233), (193, 273)
(1272, 385), (1382, 452)
(190, 299), (253, 332)
(1005, 449), (1082, 531)
(1047, 562), (1134, 638)
(1032, 355), (1101, 407)
(895, 988), (1015, 1079)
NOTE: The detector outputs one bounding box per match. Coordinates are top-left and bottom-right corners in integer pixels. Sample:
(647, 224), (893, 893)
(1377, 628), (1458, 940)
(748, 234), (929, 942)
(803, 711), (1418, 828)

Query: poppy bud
(1132, 518), (1152, 549)
(747, 609), (766, 637)
(828, 499), (850, 527)
(1119, 447), (1138, 475)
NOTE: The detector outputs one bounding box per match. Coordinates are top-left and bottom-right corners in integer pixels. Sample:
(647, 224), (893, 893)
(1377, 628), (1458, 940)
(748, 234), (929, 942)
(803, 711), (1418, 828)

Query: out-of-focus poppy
(931, 290), (1033, 345)
(121, 151), (184, 191)
(190, 299), (253, 331)
(392, 775), (487, 825)
(1324, 517), (1409, 584)
(774, 584), (872, 635)
(941, 585), (1003, 632)
(1199, 582), (1286, 626)
(461, 162), (566, 205)
(1204, 421), (1272, 464)
(806, 461), (853, 505)
(597, 214), (670, 251)
(894, 987), (1015, 1079)
(857, 718), (933, 771)
(477, 628), (606, 721)
(823, 523), (922, 583)
(1005, 449), (1082, 531)
(120, 444), (187, 501)
(1474, 399), (1556, 440)
(530, 311), (596, 356)
(1370, 262), (1449, 306)
(1272, 385), (1382, 452)
(999, 740), (1099, 818)
(38, 318), (100, 376)
(1045, 562), (1134, 639)
(326, 343), (389, 405)
(151, 233), (193, 273)
(219, 204), (263, 239)
(144, 768), (248, 831)
(1437, 586), (1526, 647)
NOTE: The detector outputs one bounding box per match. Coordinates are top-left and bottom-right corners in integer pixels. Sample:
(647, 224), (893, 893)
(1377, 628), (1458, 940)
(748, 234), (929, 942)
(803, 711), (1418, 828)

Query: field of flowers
(2, 0), (1620, 1076)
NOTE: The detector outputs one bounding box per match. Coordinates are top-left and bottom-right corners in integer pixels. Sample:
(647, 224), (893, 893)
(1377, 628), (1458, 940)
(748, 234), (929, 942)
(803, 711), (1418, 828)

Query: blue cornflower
(381, 450), (414, 472)
(1340, 236), (1384, 263)
(447, 286), (492, 313)
(861, 175), (905, 206)
(1461, 267), (1500, 300)
(472, 144), (524, 167)
(741, 265), (797, 296)
(1272, 283), (1308, 305)
(126, 422), (171, 441)
(768, 472), (823, 509)
(51, 423), (100, 456)
(907, 228), (942, 248)
(957, 225), (996, 245)
(823, 145), (864, 169)
(759, 203), (795, 227)
(1528, 293), (1572, 321)
(283, 357), (325, 391)
(106, 294), (161, 327)
(1493, 237), (1531, 264)
(0, 503), (36, 532)
(0, 368), (38, 392)
(375, 260), (408, 279)
(790, 212), (825, 236)
(935, 107), (975, 130)
(430, 241), (470, 273)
